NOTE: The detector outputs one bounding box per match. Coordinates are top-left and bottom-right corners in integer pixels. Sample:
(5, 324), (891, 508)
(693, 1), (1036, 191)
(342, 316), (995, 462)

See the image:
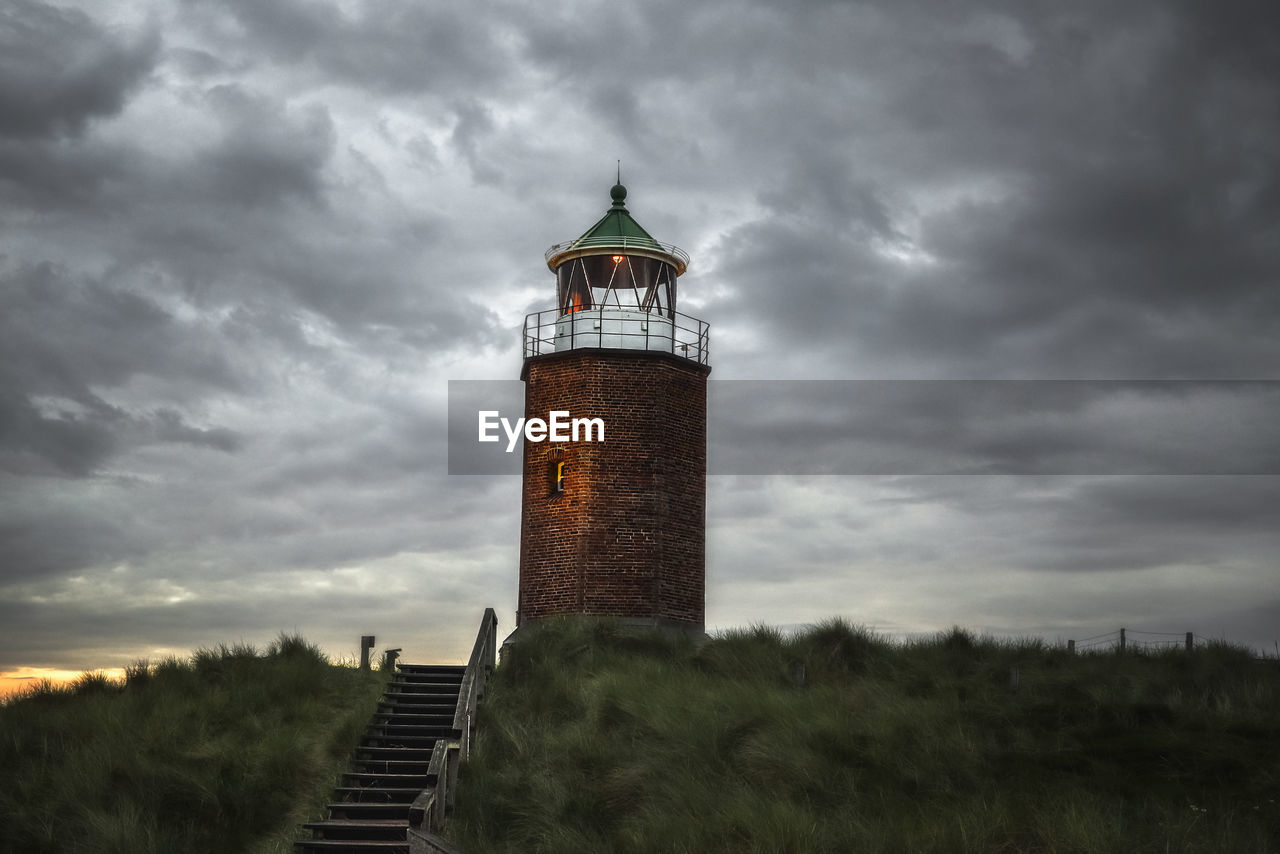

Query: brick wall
(518, 349), (708, 630)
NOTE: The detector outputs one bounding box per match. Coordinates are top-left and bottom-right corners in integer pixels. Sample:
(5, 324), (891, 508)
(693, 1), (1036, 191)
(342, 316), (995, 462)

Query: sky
(2, 0), (1278, 691)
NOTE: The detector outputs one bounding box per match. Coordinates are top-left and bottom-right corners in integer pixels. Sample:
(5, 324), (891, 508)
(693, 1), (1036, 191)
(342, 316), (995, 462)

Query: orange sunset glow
(0, 667), (126, 702)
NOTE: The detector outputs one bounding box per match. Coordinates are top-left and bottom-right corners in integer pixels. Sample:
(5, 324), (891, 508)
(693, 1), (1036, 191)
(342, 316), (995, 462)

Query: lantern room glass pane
(555, 255), (678, 317)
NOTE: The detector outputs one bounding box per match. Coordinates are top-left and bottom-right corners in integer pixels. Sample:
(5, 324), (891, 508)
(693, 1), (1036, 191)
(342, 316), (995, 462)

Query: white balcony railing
(523, 307), (710, 366)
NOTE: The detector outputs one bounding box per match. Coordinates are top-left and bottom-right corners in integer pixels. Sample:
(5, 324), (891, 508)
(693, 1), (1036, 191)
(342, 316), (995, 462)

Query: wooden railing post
(1119, 628), (1126, 653)
(359, 635), (375, 670)
(1186, 631), (1194, 652)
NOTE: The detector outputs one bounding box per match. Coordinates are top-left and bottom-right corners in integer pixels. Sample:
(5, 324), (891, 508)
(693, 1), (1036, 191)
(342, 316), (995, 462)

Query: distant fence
(1068, 628), (1194, 654)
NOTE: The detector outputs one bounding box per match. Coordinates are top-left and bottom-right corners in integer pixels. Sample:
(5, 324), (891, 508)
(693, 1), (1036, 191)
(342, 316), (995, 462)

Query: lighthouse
(516, 181), (710, 637)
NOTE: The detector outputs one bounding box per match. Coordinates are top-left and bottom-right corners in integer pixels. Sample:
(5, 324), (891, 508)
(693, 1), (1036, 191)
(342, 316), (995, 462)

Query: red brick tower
(516, 182), (710, 637)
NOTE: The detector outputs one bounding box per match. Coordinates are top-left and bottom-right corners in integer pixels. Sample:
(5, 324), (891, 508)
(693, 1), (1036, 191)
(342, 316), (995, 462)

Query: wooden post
(1067, 639), (1075, 654)
(1119, 628), (1126, 653)
(359, 635), (375, 670)
(1009, 665), (1021, 694)
(1185, 632), (1194, 652)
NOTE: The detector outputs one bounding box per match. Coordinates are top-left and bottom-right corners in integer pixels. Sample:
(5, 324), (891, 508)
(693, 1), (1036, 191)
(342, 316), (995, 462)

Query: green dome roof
(545, 183), (689, 274)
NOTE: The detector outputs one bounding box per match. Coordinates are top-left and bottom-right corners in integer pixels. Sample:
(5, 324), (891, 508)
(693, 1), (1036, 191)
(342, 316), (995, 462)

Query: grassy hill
(445, 619), (1280, 853)
(0, 635), (387, 854)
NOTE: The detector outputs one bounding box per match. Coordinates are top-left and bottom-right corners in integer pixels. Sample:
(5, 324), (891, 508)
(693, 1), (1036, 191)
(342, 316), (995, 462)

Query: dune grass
(0, 634), (388, 854)
(446, 619), (1280, 853)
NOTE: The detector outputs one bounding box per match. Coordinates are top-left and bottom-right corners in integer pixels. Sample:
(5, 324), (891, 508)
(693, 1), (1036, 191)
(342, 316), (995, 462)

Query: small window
(551, 460), (567, 494)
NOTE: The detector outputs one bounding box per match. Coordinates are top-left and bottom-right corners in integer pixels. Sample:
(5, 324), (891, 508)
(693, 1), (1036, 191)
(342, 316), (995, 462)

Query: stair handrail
(408, 740), (449, 831)
(453, 607), (498, 762)
(408, 607), (497, 839)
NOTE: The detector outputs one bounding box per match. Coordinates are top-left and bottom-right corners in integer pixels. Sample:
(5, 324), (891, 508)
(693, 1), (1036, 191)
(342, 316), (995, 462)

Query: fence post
(1067, 639), (1075, 654)
(1185, 632), (1193, 652)
(359, 635), (375, 670)
(1119, 628), (1126, 654)
(383, 647), (401, 671)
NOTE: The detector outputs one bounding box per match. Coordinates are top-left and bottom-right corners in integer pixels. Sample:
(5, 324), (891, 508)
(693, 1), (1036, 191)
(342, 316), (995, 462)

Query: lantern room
(523, 183), (709, 365)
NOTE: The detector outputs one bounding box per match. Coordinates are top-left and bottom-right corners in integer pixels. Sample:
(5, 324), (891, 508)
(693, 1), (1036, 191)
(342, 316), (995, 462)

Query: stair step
(397, 665), (465, 675)
(377, 701), (457, 713)
(294, 841), (407, 853)
(371, 711), (454, 722)
(366, 722), (449, 732)
(389, 687), (460, 697)
(391, 687), (460, 696)
(342, 772), (432, 787)
(334, 786), (424, 802)
(326, 802), (411, 821)
(382, 696), (457, 707)
(394, 679), (461, 687)
(363, 728), (448, 740)
(362, 732), (450, 745)
(352, 759), (433, 774)
(356, 746), (434, 760)
(302, 818), (407, 841)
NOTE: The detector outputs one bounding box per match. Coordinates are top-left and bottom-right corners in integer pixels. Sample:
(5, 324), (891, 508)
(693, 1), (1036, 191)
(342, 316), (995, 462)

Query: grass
(446, 618), (1280, 854)
(0, 634), (388, 854)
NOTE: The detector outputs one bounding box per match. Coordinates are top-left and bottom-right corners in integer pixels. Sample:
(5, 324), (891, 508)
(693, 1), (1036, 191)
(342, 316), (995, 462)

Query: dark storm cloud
(0, 386), (241, 473)
(0, 491), (139, 584)
(182, 0), (520, 94)
(0, 1), (158, 139)
(147, 408), (242, 453)
(1062, 476), (1280, 540)
(0, 389), (121, 476)
(0, 139), (133, 211)
(0, 262), (246, 476)
(195, 86), (336, 210)
(700, 0), (1280, 380)
(709, 381), (1280, 475)
(943, 475), (1280, 574)
(0, 263), (239, 395)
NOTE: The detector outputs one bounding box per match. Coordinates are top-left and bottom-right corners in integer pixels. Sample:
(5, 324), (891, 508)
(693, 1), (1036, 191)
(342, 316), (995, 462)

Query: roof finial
(610, 161), (628, 209)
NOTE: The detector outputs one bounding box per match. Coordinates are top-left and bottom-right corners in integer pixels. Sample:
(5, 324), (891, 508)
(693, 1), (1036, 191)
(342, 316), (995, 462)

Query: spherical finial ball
(610, 183), (627, 203)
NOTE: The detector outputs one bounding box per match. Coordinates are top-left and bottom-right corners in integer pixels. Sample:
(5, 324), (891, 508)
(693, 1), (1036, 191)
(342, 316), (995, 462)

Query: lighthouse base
(501, 614), (709, 656)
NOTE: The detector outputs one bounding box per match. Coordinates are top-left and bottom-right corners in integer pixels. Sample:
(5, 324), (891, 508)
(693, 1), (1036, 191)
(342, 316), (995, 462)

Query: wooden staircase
(293, 608), (496, 854)
(294, 664), (465, 853)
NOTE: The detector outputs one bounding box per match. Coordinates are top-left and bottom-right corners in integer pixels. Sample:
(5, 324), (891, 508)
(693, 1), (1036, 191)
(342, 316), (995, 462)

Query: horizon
(6, 618), (1273, 704)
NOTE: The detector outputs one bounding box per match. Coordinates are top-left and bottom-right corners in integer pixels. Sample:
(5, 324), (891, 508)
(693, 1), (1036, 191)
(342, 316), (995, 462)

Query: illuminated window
(551, 460), (567, 494)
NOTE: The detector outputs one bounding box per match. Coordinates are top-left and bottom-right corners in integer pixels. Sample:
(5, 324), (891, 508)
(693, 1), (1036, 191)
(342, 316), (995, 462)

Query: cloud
(0, 261), (249, 476)
(697, 0), (1280, 381)
(0, 1), (158, 139)
(180, 0), (523, 95)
